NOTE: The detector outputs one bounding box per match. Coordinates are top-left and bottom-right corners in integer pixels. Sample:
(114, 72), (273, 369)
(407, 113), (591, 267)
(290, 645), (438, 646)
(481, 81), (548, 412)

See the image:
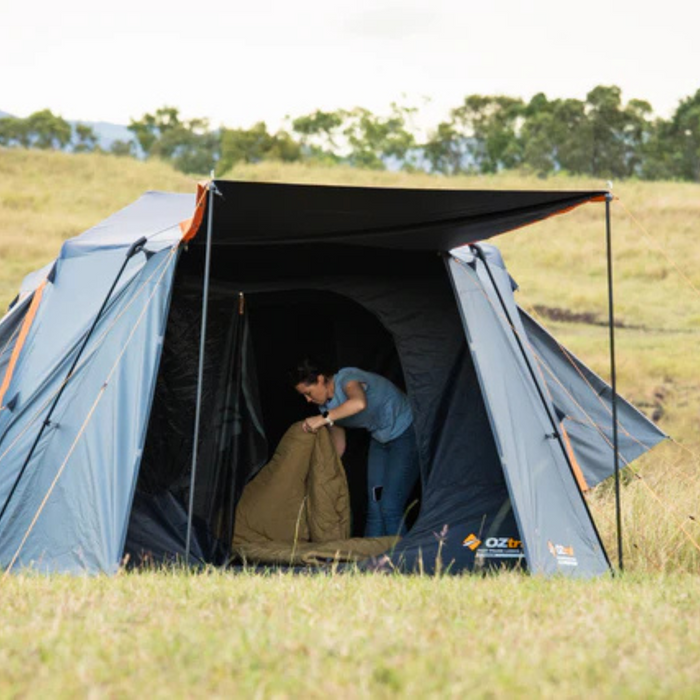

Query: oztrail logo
(473, 534), (524, 561)
(547, 541), (575, 557)
(462, 534), (482, 550)
(547, 540), (578, 567)
(484, 537), (522, 549)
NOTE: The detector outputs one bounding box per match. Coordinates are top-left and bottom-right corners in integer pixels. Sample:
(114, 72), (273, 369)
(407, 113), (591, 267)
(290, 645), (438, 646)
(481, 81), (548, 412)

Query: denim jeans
(364, 424), (420, 538)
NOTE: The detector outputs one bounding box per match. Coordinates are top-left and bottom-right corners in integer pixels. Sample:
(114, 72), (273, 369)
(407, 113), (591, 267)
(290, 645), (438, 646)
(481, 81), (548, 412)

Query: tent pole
(0, 236), (148, 530)
(605, 193), (623, 572)
(185, 181), (217, 563)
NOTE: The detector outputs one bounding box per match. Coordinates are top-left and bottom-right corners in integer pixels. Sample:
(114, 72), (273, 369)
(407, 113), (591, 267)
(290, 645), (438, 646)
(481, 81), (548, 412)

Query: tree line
(2, 85), (699, 182)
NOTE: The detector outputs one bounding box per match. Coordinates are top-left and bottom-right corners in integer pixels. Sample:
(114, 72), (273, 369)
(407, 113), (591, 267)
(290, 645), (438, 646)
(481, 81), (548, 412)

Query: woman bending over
(292, 358), (419, 537)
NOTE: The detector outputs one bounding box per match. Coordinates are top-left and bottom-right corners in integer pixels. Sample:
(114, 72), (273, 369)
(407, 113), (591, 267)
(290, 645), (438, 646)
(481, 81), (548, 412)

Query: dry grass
(1, 569), (699, 698)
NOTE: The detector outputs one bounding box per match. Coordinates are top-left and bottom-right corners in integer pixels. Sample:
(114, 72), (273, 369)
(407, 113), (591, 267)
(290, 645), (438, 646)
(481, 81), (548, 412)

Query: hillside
(1, 148), (698, 571)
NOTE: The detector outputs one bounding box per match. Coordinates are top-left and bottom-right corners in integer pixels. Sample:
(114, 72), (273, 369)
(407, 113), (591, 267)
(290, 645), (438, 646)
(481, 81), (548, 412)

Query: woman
(291, 358), (420, 537)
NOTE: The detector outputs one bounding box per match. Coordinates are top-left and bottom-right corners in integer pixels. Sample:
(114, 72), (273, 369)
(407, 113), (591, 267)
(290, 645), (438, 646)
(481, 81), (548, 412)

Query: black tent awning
(188, 180), (607, 251)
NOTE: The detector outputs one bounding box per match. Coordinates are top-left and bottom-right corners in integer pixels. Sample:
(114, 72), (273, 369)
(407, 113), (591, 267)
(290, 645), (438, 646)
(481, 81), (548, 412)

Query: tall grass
(1, 149), (699, 575)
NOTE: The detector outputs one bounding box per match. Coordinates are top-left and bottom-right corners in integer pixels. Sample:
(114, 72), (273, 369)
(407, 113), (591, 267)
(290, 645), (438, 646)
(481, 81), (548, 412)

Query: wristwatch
(321, 409), (334, 426)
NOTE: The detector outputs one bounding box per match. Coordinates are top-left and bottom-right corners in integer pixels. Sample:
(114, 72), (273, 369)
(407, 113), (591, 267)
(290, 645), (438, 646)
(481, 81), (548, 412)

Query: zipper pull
(238, 292), (245, 315)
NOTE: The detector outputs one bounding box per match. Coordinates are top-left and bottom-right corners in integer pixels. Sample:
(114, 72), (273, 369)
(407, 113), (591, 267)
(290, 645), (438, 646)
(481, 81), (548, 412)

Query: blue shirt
(319, 367), (413, 443)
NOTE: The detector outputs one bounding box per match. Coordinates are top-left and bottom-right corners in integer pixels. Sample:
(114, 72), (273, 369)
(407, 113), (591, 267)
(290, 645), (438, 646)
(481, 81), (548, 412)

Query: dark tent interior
(125, 241), (515, 567)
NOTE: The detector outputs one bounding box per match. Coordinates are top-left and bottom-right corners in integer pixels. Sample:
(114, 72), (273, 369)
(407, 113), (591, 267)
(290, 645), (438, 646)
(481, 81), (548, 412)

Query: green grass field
(2, 570), (700, 698)
(1, 149), (699, 697)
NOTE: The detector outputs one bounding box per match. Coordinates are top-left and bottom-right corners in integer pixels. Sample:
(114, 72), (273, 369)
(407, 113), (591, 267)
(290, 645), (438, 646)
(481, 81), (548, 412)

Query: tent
(0, 181), (666, 576)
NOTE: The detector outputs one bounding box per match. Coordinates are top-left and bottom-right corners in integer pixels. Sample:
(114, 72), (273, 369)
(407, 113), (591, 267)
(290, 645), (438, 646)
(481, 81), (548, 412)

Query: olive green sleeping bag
(232, 422), (398, 566)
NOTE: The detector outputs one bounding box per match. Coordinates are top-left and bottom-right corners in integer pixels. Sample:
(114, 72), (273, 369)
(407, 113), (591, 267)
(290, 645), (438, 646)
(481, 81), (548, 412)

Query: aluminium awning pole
(185, 181), (217, 563)
(605, 192), (623, 572)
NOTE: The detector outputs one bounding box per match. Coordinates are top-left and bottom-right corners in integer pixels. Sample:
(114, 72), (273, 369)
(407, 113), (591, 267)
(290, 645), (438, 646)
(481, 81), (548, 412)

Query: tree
(519, 88), (653, 179)
(291, 104), (419, 169)
(639, 116), (683, 181)
(73, 123), (99, 153)
(341, 104), (417, 170)
(423, 95), (524, 175)
(519, 93), (560, 176)
(291, 109), (345, 161)
(163, 129), (221, 175)
(217, 122), (301, 174)
(650, 89), (700, 181)
(450, 95), (524, 173)
(623, 98), (654, 176)
(150, 118), (220, 174)
(25, 109), (72, 150)
(0, 116), (31, 148)
(109, 139), (135, 157)
(0, 110), (72, 150)
(520, 95), (590, 176)
(423, 120), (468, 175)
(585, 86), (629, 177)
(579, 86), (653, 178)
(128, 107), (222, 174)
(128, 106), (182, 156)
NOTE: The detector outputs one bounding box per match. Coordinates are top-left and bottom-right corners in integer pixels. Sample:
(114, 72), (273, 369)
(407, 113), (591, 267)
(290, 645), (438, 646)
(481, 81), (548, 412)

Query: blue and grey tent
(0, 181), (665, 575)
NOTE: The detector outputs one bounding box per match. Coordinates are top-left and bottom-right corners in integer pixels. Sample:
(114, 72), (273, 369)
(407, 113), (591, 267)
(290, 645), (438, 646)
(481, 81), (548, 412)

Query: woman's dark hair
(289, 357), (336, 387)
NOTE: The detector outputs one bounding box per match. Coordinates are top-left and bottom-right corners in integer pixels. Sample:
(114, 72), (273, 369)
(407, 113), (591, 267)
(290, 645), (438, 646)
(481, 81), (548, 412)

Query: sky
(1, 0), (699, 133)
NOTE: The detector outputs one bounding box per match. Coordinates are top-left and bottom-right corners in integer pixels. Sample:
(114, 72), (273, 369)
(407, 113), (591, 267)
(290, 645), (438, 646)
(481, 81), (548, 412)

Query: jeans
(364, 424), (420, 538)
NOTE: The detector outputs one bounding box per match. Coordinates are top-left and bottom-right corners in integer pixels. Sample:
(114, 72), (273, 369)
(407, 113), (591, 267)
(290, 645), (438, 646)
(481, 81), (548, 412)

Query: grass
(1, 148), (699, 696)
(2, 569), (700, 698)
(0, 149), (194, 307)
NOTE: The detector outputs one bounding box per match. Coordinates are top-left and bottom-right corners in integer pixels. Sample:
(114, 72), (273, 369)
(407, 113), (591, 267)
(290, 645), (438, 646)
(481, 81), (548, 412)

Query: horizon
(2, 79), (698, 137)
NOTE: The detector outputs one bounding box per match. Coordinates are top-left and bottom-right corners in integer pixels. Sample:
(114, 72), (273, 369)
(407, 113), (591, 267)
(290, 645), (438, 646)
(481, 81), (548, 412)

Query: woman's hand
(302, 415), (329, 434)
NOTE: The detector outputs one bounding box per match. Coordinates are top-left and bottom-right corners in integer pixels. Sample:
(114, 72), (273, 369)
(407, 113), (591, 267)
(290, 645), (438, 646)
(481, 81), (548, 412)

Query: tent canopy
(188, 181), (607, 250)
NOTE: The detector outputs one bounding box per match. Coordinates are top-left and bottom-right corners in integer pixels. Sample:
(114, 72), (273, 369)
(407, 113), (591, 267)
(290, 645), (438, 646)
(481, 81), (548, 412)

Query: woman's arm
(328, 380), (367, 420)
(302, 380), (368, 433)
(330, 425), (346, 457)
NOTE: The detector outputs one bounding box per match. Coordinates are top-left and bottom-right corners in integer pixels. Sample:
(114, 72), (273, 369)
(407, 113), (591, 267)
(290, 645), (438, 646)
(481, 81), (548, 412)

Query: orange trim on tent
(0, 281), (47, 409)
(468, 195), (609, 252)
(561, 421), (589, 492)
(179, 182), (209, 243)
(478, 193), (609, 242)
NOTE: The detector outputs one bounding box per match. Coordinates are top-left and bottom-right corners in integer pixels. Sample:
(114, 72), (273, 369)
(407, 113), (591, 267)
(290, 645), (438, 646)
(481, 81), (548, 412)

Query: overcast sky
(2, 0), (698, 131)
